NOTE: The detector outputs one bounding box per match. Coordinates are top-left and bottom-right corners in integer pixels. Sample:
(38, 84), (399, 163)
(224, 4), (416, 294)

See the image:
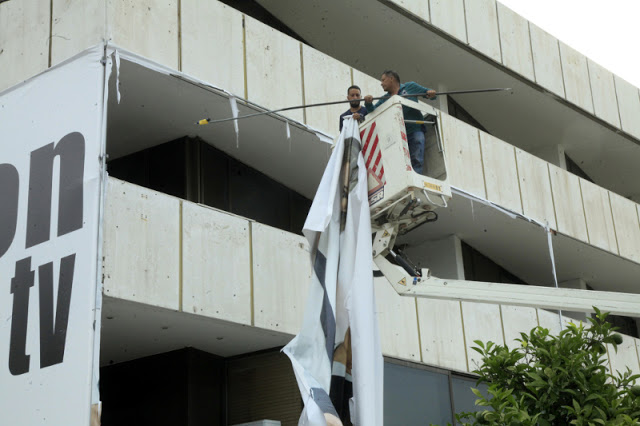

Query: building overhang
(101, 297), (292, 365)
(255, 0), (640, 198)
(107, 49), (332, 199)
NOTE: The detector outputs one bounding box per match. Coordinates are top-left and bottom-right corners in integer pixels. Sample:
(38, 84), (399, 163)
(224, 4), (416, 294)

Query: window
(565, 153), (594, 183)
(447, 96), (489, 134)
(107, 137), (312, 235)
(461, 241), (526, 284)
(451, 375), (489, 423)
(384, 361), (453, 425)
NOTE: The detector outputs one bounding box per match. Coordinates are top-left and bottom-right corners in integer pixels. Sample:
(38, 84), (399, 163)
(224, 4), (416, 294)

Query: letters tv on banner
(0, 48), (105, 424)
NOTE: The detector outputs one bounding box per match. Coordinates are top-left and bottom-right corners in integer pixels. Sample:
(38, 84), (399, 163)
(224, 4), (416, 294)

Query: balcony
(102, 177), (640, 378)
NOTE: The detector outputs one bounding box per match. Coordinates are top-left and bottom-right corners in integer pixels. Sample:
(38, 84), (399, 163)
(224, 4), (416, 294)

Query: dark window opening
(565, 153), (594, 183)
(461, 241), (526, 284)
(100, 348), (226, 426)
(99, 346), (490, 426)
(447, 96), (489, 134)
(606, 314), (639, 339)
(107, 137), (312, 235)
(100, 347), (302, 426)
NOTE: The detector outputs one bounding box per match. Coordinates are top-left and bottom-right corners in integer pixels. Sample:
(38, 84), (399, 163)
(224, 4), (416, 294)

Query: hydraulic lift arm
(362, 95), (640, 318)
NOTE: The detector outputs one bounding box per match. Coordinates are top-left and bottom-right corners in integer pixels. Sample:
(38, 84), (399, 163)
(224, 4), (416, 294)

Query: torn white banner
(115, 50), (121, 104)
(545, 225), (564, 327)
(229, 95), (239, 147)
(315, 131), (334, 145)
(284, 117), (383, 426)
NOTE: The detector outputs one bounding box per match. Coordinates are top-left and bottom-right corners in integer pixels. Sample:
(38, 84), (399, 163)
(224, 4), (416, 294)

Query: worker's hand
(352, 112), (361, 120)
(426, 89), (436, 99)
(364, 95), (373, 104)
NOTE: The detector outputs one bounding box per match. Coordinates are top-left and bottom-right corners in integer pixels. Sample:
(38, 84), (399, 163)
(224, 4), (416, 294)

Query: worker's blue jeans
(408, 130), (425, 174)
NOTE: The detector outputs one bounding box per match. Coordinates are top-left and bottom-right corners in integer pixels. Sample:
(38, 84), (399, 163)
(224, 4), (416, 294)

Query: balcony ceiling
(106, 56), (331, 200)
(100, 297), (292, 365)
(256, 0), (640, 198)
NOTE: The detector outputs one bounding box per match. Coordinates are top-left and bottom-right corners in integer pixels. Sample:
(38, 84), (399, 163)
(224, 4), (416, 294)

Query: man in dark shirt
(364, 70), (437, 174)
(339, 85), (368, 132)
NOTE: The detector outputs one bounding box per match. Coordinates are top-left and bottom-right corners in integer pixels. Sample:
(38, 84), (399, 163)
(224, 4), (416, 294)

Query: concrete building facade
(2, 0), (640, 424)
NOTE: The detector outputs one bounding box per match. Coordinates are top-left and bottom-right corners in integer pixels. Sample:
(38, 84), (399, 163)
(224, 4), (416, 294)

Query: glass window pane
(451, 375), (489, 421)
(384, 362), (452, 426)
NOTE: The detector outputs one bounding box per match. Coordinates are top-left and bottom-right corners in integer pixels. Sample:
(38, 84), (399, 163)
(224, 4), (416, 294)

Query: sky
(497, 0), (640, 89)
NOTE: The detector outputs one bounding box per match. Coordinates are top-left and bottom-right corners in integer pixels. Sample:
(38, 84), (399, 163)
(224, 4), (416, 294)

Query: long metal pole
(196, 88), (511, 125)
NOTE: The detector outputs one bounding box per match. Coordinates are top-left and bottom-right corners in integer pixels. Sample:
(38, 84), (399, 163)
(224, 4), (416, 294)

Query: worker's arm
(406, 82), (437, 100)
(364, 95), (375, 113)
(364, 95), (388, 113)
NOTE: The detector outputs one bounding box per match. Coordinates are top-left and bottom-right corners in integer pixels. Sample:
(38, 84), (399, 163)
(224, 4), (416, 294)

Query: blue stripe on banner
(311, 387), (340, 418)
(313, 249), (336, 363)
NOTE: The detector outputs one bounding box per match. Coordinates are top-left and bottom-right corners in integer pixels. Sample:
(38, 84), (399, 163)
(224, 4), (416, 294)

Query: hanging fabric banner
(284, 117), (383, 426)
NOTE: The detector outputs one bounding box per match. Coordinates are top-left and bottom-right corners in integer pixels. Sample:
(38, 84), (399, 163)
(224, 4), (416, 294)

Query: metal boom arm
(373, 227), (640, 317)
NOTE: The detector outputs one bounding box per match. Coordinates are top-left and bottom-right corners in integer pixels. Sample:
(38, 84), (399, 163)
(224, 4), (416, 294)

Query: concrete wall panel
(181, 0), (244, 96)
(529, 24), (565, 98)
(480, 132), (522, 214)
(588, 60), (621, 128)
(245, 16), (303, 123)
(614, 75), (640, 139)
(609, 192), (640, 263)
(353, 70), (383, 105)
(404, 235), (465, 280)
(417, 299), (467, 372)
(51, 0), (105, 66)
(389, 0), (430, 22)
(580, 179), (618, 254)
(559, 42), (594, 114)
(429, 0), (467, 43)
(374, 281), (421, 362)
(182, 203), (251, 324)
(516, 148), (556, 229)
(462, 302), (504, 371)
(303, 45), (352, 136)
(441, 114), (485, 198)
(608, 337), (640, 380)
(464, 0), (501, 63)
(537, 309), (563, 335)
(497, 4), (534, 81)
(548, 164), (588, 242)
(107, 0), (179, 69)
(0, 0), (50, 92)
(501, 305), (538, 347)
(103, 179), (180, 310)
(252, 223), (311, 335)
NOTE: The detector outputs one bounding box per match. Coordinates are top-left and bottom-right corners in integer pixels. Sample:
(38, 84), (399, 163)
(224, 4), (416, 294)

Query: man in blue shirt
(364, 70), (437, 174)
(339, 85), (368, 132)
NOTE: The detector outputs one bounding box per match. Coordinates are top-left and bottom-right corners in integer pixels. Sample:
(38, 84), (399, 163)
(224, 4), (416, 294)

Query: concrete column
(532, 144), (567, 169)
(436, 83), (449, 112)
(559, 278), (590, 322)
(403, 234), (465, 280)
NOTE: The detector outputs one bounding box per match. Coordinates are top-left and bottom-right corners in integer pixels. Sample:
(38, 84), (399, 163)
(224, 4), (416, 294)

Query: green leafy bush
(455, 308), (640, 425)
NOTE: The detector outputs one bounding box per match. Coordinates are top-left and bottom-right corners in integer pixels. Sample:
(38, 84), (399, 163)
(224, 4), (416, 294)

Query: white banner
(0, 47), (105, 425)
(284, 117), (383, 425)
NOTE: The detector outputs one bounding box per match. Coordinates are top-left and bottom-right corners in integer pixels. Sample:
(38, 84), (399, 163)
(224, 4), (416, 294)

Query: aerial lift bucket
(358, 96), (451, 234)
